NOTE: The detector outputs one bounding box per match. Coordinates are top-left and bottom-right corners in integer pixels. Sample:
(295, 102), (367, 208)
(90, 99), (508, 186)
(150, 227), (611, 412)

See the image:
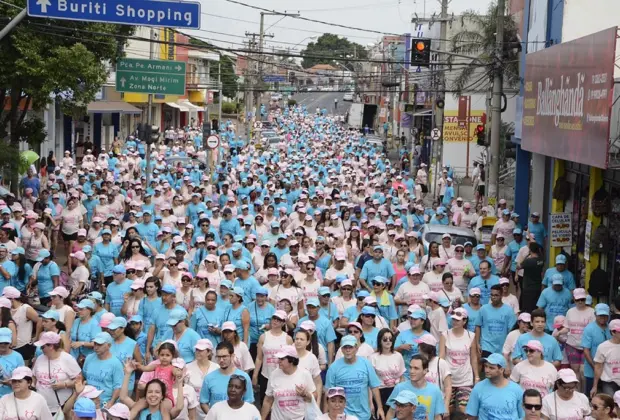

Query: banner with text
(442, 110), (486, 142)
(521, 27), (617, 169)
(550, 212), (572, 247)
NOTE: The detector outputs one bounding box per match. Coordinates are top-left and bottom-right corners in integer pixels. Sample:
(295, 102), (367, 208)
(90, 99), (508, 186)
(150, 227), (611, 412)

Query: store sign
(521, 27), (617, 169)
(550, 212), (572, 247)
(443, 111), (486, 142)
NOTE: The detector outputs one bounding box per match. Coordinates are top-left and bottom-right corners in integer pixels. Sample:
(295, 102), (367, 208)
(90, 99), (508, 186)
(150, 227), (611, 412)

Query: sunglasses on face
(372, 282), (384, 286)
(182, 278), (192, 282)
(524, 403), (542, 411)
(131, 245), (140, 249)
(168, 263), (178, 267)
(126, 270), (136, 274)
(523, 348), (536, 354)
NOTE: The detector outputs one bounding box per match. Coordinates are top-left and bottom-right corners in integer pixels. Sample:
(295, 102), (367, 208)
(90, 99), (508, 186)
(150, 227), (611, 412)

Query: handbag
(303, 396), (322, 420)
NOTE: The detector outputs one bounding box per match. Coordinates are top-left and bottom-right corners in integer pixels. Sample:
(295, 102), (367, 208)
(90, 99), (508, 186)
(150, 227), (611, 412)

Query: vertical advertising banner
(521, 27), (617, 168)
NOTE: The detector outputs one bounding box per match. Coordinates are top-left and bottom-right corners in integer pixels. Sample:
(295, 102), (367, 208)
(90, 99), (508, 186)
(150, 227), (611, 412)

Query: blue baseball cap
(230, 287), (245, 297)
(357, 290), (370, 298)
(108, 317), (128, 330)
(220, 279), (233, 289)
(101, 228), (112, 235)
(555, 254), (567, 265)
(438, 298), (451, 308)
(42, 310), (60, 321)
(0, 327), (12, 343)
(475, 244), (486, 251)
(112, 264), (126, 274)
(270, 221), (280, 228)
(36, 249), (51, 261)
(372, 276), (388, 284)
(361, 306), (377, 316)
(82, 245), (92, 253)
(595, 303), (610, 316)
(340, 335), (357, 347)
(10, 247), (24, 256)
(76, 299), (95, 310)
(409, 309), (427, 320)
(482, 353), (507, 368)
(93, 332), (114, 345)
(167, 307), (189, 326)
(129, 314), (143, 323)
(234, 260), (250, 270)
(502, 209), (511, 215)
(373, 245), (383, 252)
(551, 273), (564, 285)
(231, 243), (243, 252)
(88, 291), (104, 302)
(513, 228), (523, 235)
(335, 274), (348, 284)
(256, 287), (269, 296)
(393, 390), (419, 406)
(74, 398), (97, 418)
(306, 298), (320, 307)
(233, 235), (244, 242)
(318, 286), (331, 296)
(161, 284), (176, 294)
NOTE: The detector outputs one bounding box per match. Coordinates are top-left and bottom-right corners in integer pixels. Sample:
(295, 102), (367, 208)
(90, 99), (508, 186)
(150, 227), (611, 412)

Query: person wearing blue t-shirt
(31, 249), (60, 306)
(0, 327), (25, 397)
(386, 354), (445, 420)
(474, 284), (517, 356)
(467, 260), (500, 305)
(162, 307), (201, 363)
(395, 308), (432, 378)
(359, 246), (396, 290)
(466, 353), (524, 420)
(325, 335), (384, 420)
(527, 212), (547, 246)
(536, 274), (573, 332)
(199, 341), (254, 411)
(297, 299), (337, 362)
(70, 299), (102, 359)
(541, 254), (576, 290)
(82, 332), (124, 405)
(104, 265), (133, 317)
(580, 303), (612, 396)
(511, 309), (562, 368)
(147, 285), (182, 355)
(463, 288), (483, 333)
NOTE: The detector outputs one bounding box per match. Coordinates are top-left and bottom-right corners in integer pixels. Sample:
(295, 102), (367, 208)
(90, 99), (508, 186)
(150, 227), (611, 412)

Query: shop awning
(165, 102), (189, 112)
(87, 101), (142, 114)
(179, 101), (202, 111)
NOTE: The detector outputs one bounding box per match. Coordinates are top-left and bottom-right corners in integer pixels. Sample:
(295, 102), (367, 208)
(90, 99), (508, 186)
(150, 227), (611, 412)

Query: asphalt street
(292, 91), (353, 117)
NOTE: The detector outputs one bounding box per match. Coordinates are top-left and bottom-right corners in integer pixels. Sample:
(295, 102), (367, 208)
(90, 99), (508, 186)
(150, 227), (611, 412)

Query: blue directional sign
(27, 0), (201, 29)
(262, 75), (286, 83)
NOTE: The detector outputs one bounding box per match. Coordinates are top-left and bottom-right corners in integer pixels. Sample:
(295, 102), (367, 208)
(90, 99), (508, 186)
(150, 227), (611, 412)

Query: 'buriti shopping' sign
(521, 27), (617, 169)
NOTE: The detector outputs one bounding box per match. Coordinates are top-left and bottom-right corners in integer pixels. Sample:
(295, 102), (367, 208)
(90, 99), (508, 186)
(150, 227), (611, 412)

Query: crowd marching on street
(0, 104), (619, 420)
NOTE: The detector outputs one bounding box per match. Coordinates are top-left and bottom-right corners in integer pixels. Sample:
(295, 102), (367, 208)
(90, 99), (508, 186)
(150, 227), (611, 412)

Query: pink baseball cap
(34, 332), (61, 347)
(469, 287), (482, 297)
(518, 312), (532, 323)
(0, 297), (10, 309)
(103, 403), (130, 419)
(130, 280), (145, 290)
(221, 321), (237, 331)
(70, 251), (86, 262)
(272, 310), (287, 321)
(408, 266), (421, 275)
(49, 286), (69, 299)
(416, 335), (438, 346)
(557, 369), (578, 383)
(2, 286), (20, 299)
(573, 288), (587, 300)
(347, 321), (363, 332)
(499, 277), (510, 285)
(451, 308), (469, 321)
(80, 385), (104, 399)
(77, 228), (87, 237)
(341, 279), (353, 287)
(194, 339), (214, 351)
(99, 312), (116, 328)
(523, 340), (544, 353)
(275, 345), (298, 359)
(11, 366), (33, 380)
(268, 268), (279, 276)
(364, 296), (377, 305)
(326, 387), (347, 400)
(300, 320), (316, 332)
(609, 319), (620, 333)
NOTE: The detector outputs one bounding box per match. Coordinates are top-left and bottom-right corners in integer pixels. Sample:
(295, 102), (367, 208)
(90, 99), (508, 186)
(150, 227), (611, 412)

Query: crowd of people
(0, 105), (618, 420)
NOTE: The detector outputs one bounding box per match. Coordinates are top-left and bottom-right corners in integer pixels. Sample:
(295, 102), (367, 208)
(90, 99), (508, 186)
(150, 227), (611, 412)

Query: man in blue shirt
(502, 228), (527, 278)
(542, 254), (576, 290)
(104, 264), (133, 317)
(386, 354), (445, 420)
(82, 332), (124, 405)
(325, 335), (384, 420)
(359, 246), (396, 291)
(511, 308), (562, 368)
(528, 212), (547, 246)
(298, 298), (337, 363)
(466, 353), (524, 419)
(469, 245), (498, 276)
(468, 260), (500, 305)
(581, 303), (612, 396)
(474, 284), (517, 356)
(536, 274), (573, 331)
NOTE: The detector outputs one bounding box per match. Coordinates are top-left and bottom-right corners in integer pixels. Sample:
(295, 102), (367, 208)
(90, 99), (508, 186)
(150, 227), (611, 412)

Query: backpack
(592, 187), (611, 217)
(589, 266), (610, 298)
(552, 175), (571, 201)
(590, 225), (612, 253)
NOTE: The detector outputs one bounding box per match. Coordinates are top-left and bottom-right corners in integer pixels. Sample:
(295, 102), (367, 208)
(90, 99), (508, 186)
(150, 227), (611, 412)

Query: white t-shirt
(502, 294), (520, 314)
(186, 361), (219, 400)
(33, 351), (82, 413)
(395, 281), (430, 309)
(297, 352), (321, 378)
(502, 329), (525, 363)
(510, 360), (557, 397)
(369, 351), (406, 388)
(442, 329), (475, 387)
(260, 331), (290, 379)
(233, 341), (255, 372)
(265, 367), (316, 420)
(541, 391), (591, 420)
(205, 401), (260, 420)
(429, 307), (448, 341)
(269, 286), (305, 315)
(593, 340), (620, 384)
(0, 390), (54, 420)
(172, 384), (200, 420)
(69, 265), (90, 292)
(563, 307), (595, 348)
(422, 271), (444, 292)
(446, 258), (475, 294)
(425, 357), (451, 389)
(61, 207), (82, 235)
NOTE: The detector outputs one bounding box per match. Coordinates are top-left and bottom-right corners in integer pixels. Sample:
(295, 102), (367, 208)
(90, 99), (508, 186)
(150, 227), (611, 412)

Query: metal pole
(145, 28), (155, 187)
(0, 8), (26, 41)
(488, 0), (506, 206)
(217, 60), (222, 167)
(257, 13), (265, 109)
(465, 95), (471, 178)
(435, 0), (449, 196)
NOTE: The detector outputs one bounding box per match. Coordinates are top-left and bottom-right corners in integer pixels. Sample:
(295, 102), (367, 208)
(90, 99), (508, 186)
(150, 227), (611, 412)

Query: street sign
(206, 135), (220, 149)
(430, 128), (442, 140)
(262, 75), (286, 83)
(116, 58), (186, 95)
(27, 0), (201, 29)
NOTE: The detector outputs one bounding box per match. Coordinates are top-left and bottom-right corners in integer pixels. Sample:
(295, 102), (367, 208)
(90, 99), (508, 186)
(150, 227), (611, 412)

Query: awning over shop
(166, 102), (189, 112)
(179, 101), (202, 112)
(87, 101), (142, 114)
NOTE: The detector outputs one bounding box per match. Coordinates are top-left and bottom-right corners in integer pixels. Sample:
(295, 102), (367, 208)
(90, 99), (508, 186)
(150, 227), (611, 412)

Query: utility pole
(145, 28), (156, 187)
(487, 0), (505, 206)
(244, 34), (260, 141)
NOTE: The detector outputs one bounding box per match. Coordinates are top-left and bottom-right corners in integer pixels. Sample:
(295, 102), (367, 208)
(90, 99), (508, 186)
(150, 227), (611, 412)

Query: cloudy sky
(187, 0), (495, 52)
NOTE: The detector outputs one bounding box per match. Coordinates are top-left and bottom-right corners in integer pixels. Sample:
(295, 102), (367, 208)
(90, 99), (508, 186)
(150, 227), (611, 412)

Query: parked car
(420, 224), (477, 250)
(343, 92), (354, 101)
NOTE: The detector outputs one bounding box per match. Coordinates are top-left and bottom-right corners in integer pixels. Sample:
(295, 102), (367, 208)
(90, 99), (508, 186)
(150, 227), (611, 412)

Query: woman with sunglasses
(158, 256), (182, 289)
(199, 253), (222, 290)
(331, 279), (356, 320)
(176, 272), (195, 311)
(447, 244), (475, 295)
(319, 387), (358, 420)
(188, 271), (210, 314)
(369, 328), (405, 409)
(541, 369), (591, 419)
(252, 310), (293, 404)
(269, 268), (305, 317)
(422, 259), (448, 293)
(121, 238), (150, 267)
(121, 278), (145, 320)
(510, 340), (558, 398)
(590, 393), (616, 420)
(356, 306), (381, 349)
(190, 290), (225, 347)
(370, 276), (398, 330)
(406, 232), (425, 263)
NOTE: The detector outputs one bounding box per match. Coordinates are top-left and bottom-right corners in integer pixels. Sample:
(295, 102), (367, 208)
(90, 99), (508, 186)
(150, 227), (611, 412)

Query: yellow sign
(443, 110), (486, 142)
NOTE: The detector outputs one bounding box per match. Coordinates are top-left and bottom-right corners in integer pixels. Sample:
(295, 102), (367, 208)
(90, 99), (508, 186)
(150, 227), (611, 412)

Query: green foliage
(300, 34), (368, 69)
(222, 102), (237, 114)
(287, 99), (297, 107)
(448, 2), (520, 96)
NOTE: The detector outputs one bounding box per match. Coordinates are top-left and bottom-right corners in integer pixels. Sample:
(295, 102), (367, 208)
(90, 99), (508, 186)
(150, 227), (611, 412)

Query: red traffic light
(415, 41), (426, 52)
(476, 124), (485, 134)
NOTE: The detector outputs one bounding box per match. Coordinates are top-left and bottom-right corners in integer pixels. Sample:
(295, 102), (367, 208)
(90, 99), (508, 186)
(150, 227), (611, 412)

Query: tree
(300, 34), (368, 69)
(447, 2), (520, 96)
(0, 0), (134, 190)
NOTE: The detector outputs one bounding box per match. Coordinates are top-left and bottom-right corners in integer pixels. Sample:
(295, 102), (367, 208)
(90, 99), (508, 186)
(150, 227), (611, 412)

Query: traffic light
(136, 123), (146, 142)
(504, 132), (516, 159)
(212, 119), (219, 133)
(476, 124), (486, 146)
(411, 39), (431, 67)
(144, 125), (160, 145)
(202, 121), (211, 149)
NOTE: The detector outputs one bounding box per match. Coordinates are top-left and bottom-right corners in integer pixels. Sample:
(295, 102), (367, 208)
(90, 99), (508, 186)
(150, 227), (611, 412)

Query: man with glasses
(474, 284), (517, 359)
(522, 389), (543, 420)
(199, 341), (254, 416)
(466, 353), (524, 419)
(325, 335), (384, 420)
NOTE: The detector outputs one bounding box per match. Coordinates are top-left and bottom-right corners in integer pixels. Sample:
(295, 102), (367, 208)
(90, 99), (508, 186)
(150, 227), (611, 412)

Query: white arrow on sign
(120, 77), (126, 88)
(37, 0), (51, 13)
(176, 65), (182, 71)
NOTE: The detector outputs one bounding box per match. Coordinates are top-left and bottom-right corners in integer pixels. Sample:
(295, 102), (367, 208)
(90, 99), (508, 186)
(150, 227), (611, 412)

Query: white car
(270, 93), (282, 101)
(343, 92), (354, 101)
